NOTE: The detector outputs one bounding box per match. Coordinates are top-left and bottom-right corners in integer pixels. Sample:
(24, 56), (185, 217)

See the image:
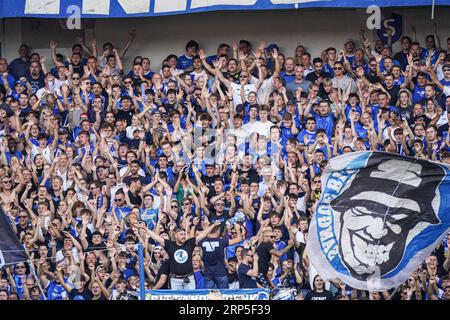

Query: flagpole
(27, 259), (47, 300)
(431, 0), (435, 19)
(138, 243), (145, 301)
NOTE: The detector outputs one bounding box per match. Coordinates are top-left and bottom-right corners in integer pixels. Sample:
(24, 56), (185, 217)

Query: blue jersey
(200, 238), (230, 277)
(280, 72), (295, 85)
(297, 129), (316, 146)
(47, 281), (67, 300)
(344, 54), (355, 66)
(280, 126), (295, 145)
(344, 104), (362, 123)
(177, 54), (193, 70)
(311, 110), (335, 139)
(323, 63), (334, 77)
(140, 208), (158, 230)
(421, 49), (439, 66)
(412, 85), (426, 104)
(112, 206), (131, 222)
(274, 240), (288, 262)
(194, 271), (205, 289)
(0, 74), (15, 89)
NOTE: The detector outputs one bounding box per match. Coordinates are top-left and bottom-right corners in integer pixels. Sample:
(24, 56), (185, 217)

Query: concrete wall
(1, 7), (449, 70)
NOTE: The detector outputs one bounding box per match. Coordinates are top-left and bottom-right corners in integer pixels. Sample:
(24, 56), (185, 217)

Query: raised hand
(198, 49), (206, 60)
(50, 40), (58, 50)
(272, 48), (278, 59)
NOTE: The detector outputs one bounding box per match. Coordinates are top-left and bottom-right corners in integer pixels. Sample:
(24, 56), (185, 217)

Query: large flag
(307, 151), (450, 291)
(0, 208), (28, 269)
(0, 0), (449, 18)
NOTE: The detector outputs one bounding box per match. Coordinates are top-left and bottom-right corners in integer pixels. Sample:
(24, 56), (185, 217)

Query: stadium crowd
(0, 25), (450, 301)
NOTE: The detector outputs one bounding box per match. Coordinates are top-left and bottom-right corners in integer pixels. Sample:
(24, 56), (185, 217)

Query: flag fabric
(307, 151), (450, 291)
(0, 208), (27, 269)
(377, 13), (403, 44)
(1, 0), (449, 19)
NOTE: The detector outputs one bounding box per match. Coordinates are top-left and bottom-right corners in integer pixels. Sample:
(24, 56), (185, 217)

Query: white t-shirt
(303, 66), (315, 78)
(36, 88), (49, 100)
(257, 77), (275, 105)
(119, 166), (146, 178)
(227, 127), (249, 158)
(55, 247), (80, 264)
(190, 70), (208, 82)
(31, 145), (53, 163)
(231, 82), (257, 105)
(54, 78), (70, 96)
(443, 85), (450, 97)
(243, 120), (274, 138)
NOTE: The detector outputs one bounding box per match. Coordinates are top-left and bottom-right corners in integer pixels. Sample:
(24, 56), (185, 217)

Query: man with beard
(24, 62), (45, 94)
(38, 262), (67, 300)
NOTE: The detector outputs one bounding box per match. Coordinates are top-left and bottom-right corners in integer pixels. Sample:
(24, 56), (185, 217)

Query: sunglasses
(333, 67), (343, 70)
(114, 198), (123, 202)
(215, 203), (224, 206)
(16, 266), (25, 269)
(2, 180), (11, 183)
(124, 81), (132, 84)
(171, 205), (179, 208)
(72, 77), (80, 80)
(19, 216), (28, 219)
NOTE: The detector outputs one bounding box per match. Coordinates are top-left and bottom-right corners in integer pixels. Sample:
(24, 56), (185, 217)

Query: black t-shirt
(304, 290), (334, 300)
(366, 72), (381, 84)
(397, 105), (415, 125)
(438, 123), (449, 139)
(384, 84), (400, 105)
(92, 294), (107, 300)
(69, 288), (93, 300)
(256, 242), (273, 276)
(238, 168), (259, 184)
(116, 108), (135, 127)
(306, 71), (331, 83)
(164, 237), (196, 276)
(228, 271), (238, 285)
(155, 259), (170, 289)
(201, 175), (218, 191)
(126, 190), (142, 206)
(199, 238), (229, 277)
(25, 72), (45, 94)
(238, 263), (257, 288)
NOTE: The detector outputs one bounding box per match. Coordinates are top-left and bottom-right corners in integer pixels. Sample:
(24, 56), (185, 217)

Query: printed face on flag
(331, 155), (441, 279)
(308, 152), (450, 290)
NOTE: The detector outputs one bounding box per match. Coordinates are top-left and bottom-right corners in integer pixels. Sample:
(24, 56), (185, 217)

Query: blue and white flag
(377, 13), (403, 44)
(0, 207), (27, 269)
(1, 0), (449, 18)
(145, 289), (270, 300)
(307, 151), (450, 291)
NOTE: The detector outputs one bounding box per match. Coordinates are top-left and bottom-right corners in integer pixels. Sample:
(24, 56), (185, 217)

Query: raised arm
(214, 60), (232, 88)
(195, 220), (221, 244)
